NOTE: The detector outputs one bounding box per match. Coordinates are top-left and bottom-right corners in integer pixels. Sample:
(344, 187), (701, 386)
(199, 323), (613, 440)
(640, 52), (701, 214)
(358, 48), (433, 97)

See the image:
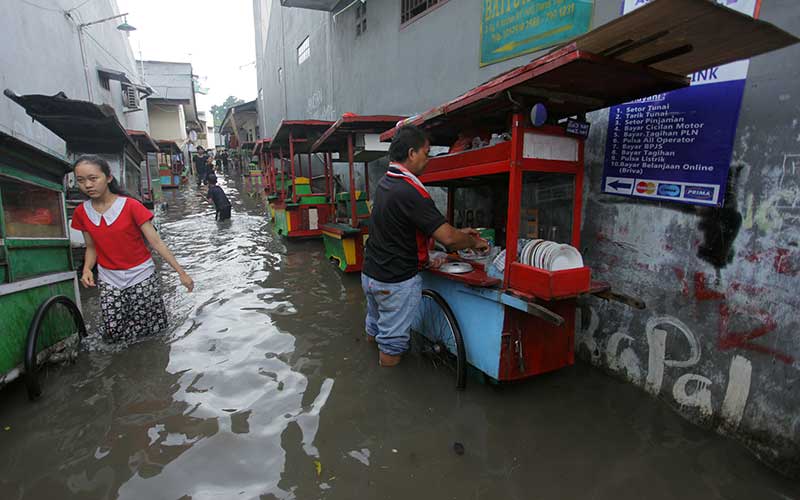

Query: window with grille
(401, 0), (446, 25)
(356, 2), (367, 37)
(297, 36), (310, 65)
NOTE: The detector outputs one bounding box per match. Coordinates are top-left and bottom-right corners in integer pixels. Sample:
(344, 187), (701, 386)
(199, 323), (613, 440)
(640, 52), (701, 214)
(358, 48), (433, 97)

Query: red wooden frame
(419, 118), (586, 299)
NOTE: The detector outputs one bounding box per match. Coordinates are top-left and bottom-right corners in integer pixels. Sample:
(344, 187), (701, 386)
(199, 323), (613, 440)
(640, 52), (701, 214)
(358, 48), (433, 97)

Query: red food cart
(310, 114), (405, 272)
(268, 120), (334, 238)
(378, 0), (797, 388)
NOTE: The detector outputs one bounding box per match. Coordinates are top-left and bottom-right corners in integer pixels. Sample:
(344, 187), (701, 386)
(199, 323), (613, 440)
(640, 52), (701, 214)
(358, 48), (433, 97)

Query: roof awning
(572, 0), (799, 75)
(3, 89), (141, 155)
(381, 0), (799, 146)
(312, 115), (406, 153)
(270, 120), (334, 154)
(127, 129), (160, 153)
(98, 67), (132, 85)
(279, 0), (339, 11)
(97, 68), (154, 97)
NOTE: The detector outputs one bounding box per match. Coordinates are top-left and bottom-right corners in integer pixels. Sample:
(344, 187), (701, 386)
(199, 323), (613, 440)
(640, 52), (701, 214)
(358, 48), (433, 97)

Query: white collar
(388, 163), (429, 194)
(83, 197), (127, 226)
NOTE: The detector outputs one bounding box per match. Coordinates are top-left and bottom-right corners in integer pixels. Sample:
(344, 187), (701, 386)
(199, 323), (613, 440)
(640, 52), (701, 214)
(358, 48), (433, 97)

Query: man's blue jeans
(361, 273), (422, 356)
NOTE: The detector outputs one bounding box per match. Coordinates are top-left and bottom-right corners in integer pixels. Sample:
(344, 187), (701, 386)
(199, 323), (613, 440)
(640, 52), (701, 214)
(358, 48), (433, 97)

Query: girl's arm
(80, 232), (97, 288)
(140, 221), (195, 292)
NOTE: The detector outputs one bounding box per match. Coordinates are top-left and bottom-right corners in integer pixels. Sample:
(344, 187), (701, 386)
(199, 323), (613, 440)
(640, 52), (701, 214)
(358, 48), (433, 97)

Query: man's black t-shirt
(363, 167), (446, 283)
(194, 154), (208, 173)
(207, 185), (231, 210)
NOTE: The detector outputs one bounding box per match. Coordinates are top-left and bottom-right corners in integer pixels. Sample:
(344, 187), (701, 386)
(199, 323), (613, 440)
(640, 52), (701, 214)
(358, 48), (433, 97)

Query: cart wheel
(411, 289), (467, 390)
(24, 295), (86, 401)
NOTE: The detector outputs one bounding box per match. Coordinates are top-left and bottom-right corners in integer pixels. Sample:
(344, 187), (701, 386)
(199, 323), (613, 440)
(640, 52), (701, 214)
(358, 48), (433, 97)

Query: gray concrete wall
(254, 0), (800, 475)
(0, 0), (148, 159)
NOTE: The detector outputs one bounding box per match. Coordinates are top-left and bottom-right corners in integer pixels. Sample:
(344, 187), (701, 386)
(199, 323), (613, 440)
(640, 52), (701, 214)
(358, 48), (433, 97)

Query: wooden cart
(311, 114), (405, 272)
(0, 132), (85, 399)
(268, 120), (334, 238)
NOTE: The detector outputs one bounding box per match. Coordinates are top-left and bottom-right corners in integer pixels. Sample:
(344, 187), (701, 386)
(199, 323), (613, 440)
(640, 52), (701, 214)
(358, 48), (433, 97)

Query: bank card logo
(684, 185), (715, 201)
(636, 181), (656, 195)
(657, 183), (681, 197)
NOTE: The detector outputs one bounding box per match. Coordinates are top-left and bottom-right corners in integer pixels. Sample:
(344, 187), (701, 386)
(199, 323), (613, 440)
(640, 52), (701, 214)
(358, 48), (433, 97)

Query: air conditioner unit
(123, 84), (140, 110)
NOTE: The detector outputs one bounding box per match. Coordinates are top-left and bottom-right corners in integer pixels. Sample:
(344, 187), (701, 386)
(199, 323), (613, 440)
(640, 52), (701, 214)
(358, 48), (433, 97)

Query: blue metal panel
(421, 272), (505, 379)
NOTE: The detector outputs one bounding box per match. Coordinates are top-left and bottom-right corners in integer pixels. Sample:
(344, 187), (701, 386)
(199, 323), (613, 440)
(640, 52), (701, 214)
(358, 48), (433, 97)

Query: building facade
(1, 0), (151, 195)
(253, 0), (800, 475)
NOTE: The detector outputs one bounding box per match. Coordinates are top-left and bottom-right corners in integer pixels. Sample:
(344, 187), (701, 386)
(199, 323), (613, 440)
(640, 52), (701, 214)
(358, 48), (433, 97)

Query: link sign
(480, 0), (594, 67)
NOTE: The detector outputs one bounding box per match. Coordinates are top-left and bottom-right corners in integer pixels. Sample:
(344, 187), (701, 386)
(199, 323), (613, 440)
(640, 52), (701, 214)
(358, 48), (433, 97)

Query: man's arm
(432, 224), (488, 252)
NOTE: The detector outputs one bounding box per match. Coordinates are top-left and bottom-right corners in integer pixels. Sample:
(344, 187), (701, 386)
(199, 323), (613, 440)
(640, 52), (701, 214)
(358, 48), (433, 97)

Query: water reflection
(1, 175), (798, 500)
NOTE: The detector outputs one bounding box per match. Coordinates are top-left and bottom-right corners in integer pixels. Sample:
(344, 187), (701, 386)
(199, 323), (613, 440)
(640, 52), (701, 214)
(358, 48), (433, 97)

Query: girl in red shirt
(71, 155), (194, 343)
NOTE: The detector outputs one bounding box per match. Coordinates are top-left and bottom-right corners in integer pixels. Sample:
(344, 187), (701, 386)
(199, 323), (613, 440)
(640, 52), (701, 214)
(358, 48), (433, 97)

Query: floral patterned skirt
(98, 273), (168, 343)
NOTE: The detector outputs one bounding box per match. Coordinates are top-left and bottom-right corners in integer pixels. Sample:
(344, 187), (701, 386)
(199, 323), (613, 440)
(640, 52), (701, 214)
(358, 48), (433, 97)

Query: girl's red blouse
(71, 197), (154, 270)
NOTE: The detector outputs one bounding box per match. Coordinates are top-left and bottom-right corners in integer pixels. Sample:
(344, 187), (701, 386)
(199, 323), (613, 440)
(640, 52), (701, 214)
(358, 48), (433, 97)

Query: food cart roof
(311, 115), (406, 153)
(3, 89), (142, 155)
(127, 129), (160, 153)
(156, 140), (180, 153)
(269, 120), (334, 153)
(571, 0), (798, 76)
(380, 46), (688, 145)
(253, 138), (271, 155)
(380, 0), (798, 146)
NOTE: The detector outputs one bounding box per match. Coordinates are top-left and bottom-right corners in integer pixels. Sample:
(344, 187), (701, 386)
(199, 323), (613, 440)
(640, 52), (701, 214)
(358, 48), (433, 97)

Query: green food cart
(0, 132), (86, 400)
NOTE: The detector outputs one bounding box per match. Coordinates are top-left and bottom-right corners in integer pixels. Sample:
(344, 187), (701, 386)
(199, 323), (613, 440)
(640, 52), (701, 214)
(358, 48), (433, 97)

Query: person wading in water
(361, 126), (488, 366)
(71, 155), (194, 343)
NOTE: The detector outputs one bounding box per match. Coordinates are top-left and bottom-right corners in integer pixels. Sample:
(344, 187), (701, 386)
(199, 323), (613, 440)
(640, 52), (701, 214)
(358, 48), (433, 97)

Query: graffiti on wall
(580, 306), (753, 426)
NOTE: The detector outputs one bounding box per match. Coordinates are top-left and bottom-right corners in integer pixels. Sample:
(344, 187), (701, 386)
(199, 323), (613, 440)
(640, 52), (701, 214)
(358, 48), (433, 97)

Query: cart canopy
(269, 120), (334, 154)
(311, 115), (405, 161)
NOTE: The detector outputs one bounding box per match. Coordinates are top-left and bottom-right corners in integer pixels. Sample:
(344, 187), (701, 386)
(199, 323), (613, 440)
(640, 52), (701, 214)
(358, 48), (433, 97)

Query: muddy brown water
(1, 176), (798, 500)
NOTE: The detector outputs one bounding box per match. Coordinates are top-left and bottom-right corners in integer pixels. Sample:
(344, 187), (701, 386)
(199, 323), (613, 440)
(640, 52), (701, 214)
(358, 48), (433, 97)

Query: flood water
(1, 175), (798, 500)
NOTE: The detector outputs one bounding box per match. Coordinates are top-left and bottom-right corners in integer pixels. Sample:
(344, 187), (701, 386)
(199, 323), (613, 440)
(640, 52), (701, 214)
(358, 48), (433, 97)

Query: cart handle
(500, 292), (565, 327)
(592, 289), (646, 309)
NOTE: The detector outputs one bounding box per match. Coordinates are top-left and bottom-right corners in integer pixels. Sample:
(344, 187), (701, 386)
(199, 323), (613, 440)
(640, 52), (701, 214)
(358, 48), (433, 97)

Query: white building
(1, 0), (153, 197)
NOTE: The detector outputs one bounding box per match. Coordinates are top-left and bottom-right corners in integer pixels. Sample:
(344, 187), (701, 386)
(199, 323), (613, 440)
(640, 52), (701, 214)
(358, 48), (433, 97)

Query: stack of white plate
(517, 239), (583, 271)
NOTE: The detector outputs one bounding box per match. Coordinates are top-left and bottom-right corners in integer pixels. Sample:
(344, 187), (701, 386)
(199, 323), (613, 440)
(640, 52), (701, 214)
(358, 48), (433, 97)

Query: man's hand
(473, 237), (490, 252)
(460, 227), (489, 252)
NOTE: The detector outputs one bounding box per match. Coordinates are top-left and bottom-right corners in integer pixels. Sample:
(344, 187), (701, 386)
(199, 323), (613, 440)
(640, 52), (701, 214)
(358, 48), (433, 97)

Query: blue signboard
(480, 0), (593, 67)
(602, 0), (759, 207)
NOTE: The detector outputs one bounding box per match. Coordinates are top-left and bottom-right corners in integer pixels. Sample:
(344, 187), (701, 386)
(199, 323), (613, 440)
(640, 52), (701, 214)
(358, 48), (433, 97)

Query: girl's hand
(81, 269), (95, 288)
(179, 272), (195, 292)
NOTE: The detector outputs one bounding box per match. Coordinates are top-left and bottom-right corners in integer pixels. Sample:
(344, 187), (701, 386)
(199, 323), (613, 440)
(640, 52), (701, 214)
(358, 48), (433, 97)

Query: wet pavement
(1, 175), (798, 500)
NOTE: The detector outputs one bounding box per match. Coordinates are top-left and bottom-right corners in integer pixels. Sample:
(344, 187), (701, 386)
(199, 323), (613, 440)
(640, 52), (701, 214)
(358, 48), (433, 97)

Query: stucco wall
(254, 0), (800, 475)
(0, 0), (148, 158)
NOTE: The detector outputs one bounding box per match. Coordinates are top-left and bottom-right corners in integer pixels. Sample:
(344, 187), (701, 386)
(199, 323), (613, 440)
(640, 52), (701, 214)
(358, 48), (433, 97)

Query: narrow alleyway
(0, 175), (797, 500)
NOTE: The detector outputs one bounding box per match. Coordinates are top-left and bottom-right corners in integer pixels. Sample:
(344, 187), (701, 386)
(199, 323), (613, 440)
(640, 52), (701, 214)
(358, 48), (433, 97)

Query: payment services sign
(480, 0), (593, 67)
(602, 0), (760, 207)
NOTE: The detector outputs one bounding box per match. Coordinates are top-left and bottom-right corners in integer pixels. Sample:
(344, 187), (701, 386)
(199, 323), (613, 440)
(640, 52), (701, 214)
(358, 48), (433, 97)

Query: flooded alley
(0, 176), (797, 500)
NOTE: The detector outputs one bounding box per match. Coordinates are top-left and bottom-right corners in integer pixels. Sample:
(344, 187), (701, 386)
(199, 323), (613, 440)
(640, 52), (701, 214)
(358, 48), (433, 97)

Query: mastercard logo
(636, 181), (656, 194)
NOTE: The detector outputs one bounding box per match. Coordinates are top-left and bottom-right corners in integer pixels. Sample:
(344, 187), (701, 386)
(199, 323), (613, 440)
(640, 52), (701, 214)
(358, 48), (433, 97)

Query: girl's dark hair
(389, 125), (429, 163)
(72, 154), (130, 197)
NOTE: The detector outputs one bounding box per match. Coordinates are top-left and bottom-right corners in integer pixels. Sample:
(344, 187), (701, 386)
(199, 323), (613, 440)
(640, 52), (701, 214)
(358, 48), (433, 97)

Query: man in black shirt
(206, 174), (232, 220)
(194, 146), (209, 187)
(362, 125), (488, 367)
